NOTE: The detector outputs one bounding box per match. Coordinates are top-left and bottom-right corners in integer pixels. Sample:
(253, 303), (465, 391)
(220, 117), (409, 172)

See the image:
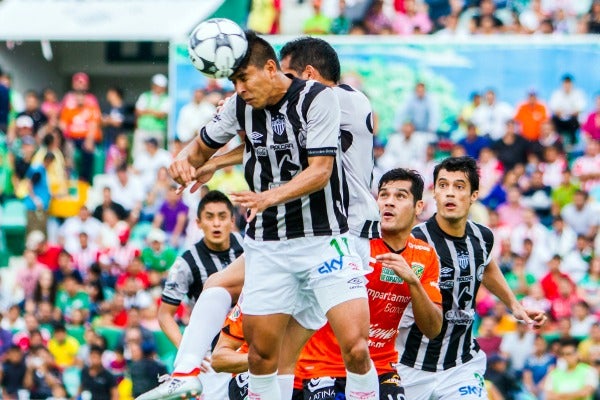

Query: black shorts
(301, 372), (406, 400)
(228, 372), (249, 400)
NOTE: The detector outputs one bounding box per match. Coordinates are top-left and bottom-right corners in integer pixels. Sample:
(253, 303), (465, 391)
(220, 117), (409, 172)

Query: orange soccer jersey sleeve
(221, 304), (248, 353)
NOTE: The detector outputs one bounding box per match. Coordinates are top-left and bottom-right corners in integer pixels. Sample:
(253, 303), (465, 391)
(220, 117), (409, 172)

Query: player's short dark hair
(279, 37), (340, 83)
(433, 156), (480, 193)
(378, 168), (424, 204)
(197, 190), (234, 219)
(233, 31), (279, 75)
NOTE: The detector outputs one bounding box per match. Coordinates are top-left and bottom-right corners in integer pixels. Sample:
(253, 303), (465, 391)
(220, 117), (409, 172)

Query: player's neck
(203, 238), (230, 252)
(435, 213), (467, 238)
(381, 230), (410, 252)
(268, 73), (293, 106)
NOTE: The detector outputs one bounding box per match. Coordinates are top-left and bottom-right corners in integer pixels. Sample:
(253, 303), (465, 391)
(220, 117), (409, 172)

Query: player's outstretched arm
(230, 155), (333, 222)
(212, 333), (248, 374)
(376, 253), (442, 339)
(482, 259), (547, 328)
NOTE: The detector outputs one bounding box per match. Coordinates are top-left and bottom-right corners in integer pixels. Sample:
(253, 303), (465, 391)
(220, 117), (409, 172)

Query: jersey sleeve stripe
(200, 126), (227, 149)
(161, 295), (181, 306)
(306, 147), (337, 157)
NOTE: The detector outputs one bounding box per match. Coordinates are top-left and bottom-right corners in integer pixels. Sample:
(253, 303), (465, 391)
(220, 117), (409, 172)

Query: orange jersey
(295, 236), (441, 381)
(514, 101), (548, 141)
(60, 93), (102, 141)
(220, 304), (249, 355)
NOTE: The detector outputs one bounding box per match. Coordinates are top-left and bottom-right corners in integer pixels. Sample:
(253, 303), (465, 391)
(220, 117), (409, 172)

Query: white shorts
(396, 351), (488, 400)
(352, 235), (371, 271)
(240, 234), (368, 330)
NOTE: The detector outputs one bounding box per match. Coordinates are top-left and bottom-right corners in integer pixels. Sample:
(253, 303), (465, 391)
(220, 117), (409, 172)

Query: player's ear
(304, 65), (317, 80)
(265, 59), (278, 76)
(470, 190), (479, 203)
(415, 200), (425, 216)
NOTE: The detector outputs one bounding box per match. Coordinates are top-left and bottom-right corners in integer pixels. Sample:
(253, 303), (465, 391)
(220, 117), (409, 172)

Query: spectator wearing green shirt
(141, 228), (177, 273)
(55, 273), (90, 324)
(551, 169), (580, 215)
(303, 0), (331, 34)
(505, 255), (536, 300)
(544, 338), (599, 400)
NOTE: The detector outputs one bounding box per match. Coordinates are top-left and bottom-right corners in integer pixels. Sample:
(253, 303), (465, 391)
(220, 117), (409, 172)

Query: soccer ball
(188, 18), (248, 79)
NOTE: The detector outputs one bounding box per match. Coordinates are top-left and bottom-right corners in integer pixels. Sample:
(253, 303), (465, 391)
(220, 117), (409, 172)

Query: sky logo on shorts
(318, 256), (344, 274)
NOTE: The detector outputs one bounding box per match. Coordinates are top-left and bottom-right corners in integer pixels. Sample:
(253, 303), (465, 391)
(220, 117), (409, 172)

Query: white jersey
(334, 84), (380, 239)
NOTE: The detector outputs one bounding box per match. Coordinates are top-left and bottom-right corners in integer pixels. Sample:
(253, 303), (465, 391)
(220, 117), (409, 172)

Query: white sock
(174, 287), (232, 373)
(249, 371), (281, 400)
(345, 362), (379, 400)
(277, 374), (294, 400)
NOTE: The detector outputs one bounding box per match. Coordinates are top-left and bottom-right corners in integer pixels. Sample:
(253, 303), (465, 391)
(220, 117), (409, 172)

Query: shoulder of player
(406, 236), (435, 254)
(466, 220), (494, 243)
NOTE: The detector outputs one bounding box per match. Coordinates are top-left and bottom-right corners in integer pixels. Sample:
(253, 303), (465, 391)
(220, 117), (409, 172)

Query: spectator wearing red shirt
(26, 230), (62, 271)
(116, 256), (150, 290)
(550, 277), (582, 321)
(541, 254), (576, 302)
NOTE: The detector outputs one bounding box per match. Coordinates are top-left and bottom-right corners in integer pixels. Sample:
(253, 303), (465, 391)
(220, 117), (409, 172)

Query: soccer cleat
(135, 371), (203, 400)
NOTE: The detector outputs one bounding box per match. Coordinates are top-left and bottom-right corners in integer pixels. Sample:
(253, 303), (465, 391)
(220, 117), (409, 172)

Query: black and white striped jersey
(161, 233), (244, 306)
(334, 85), (379, 239)
(200, 78), (348, 241)
(397, 216), (494, 372)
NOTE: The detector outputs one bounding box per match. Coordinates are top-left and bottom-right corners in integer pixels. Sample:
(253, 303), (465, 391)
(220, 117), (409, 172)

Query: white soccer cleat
(135, 373), (203, 400)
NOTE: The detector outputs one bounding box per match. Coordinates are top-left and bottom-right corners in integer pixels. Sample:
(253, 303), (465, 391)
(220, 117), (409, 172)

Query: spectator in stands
(546, 215), (577, 258)
(511, 208), (548, 255)
(500, 320), (535, 376)
(581, 0), (600, 33)
(0, 66), (9, 134)
(108, 163), (144, 222)
(578, 257), (600, 312)
(247, 0), (281, 34)
(583, 94), (600, 141)
(477, 146), (504, 201)
(571, 300), (598, 338)
(561, 190), (599, 239)
(395, 82), (439, 137)
(105, 132), (129, 175)
(48, 323), (80, 369)
(303, 0), (332, 34)
(514, 89), (549, 141)
(26, 230), (61, 271)
(521, 169), (553, 225)
(101, 86), (128, 149)
(544, 338), (599, 399)
(107, 292), (128, 328)
(60, 73), (102, 183)
(35, 300), (58, 328)
(504, 254), (536, 300)
(79, 345), (119, 400)
(379, 121), (430, 171)
(472, 89), (514, 140)
(551, 276), (581, 321)
(531, 121), (564, 160)
(522, 282), (551, 316)
(0, 344), (26, 398)
(129, 341), (168, 398)
(55, 273), (90, 323)
(31, 132), (68, 197)
(118, 307), (154, 352)
(572, 140), (600, 196)
(330, 0), (351, 34)
(473, 0), (505, 30)
(539, 145), (567, 189)
(551, 169), (579, 215)
(492, 119), (531, 171)
(541, 254), (575, 301)
(17, 249), (46, 301)
(153, 184), (188, 248)
(0, 313), (12, 356)
(175, 88), (216, 143)
(59, 205), (102, 254)
(30, 269), (58, 312)
(458, 122), (491, 159)
(578, 322), (600, 365)
(393, 0), (433, 34)
(205, 165), (249, 195)
(24, 347), (62, 399)
(363, 0), (393, 34)
(133, 137), (172, 192)
(141, 166), (172, 223)
(141, 228), (176, 274)
(134, 74), (170, 157)
(93, 186), (129, 222)
(563, 234), (594, 284)
(478, 315), (503, 357)
(40, 87), (60, 129)
(495, 185), (526, 228)
(485, 353), (522, 400)
(549, 74), (587, 145)
(522, 335), (556, 398)
(55, 249), (83, 284)
(16, 90), (47, 136)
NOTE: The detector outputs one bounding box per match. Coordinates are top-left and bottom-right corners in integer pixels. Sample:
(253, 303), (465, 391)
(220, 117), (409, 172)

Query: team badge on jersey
(271, 114), (286, 136)
(457, 252), (470, 269)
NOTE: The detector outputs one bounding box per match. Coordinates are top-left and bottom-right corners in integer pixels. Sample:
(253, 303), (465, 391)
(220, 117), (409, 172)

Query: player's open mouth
(212, 230), (222, 236)
(382, 211), (394, 218)
(444, 202), (456, 209)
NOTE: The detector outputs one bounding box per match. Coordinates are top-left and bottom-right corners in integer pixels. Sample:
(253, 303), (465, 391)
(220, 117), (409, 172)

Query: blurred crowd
(0, 56), (599, 398)
(248, 0), (600, 36)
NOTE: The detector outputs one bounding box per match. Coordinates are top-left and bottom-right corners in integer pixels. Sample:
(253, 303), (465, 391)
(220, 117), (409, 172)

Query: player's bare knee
(340, 338), (371, 373)
(247, 345), (278, 373)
